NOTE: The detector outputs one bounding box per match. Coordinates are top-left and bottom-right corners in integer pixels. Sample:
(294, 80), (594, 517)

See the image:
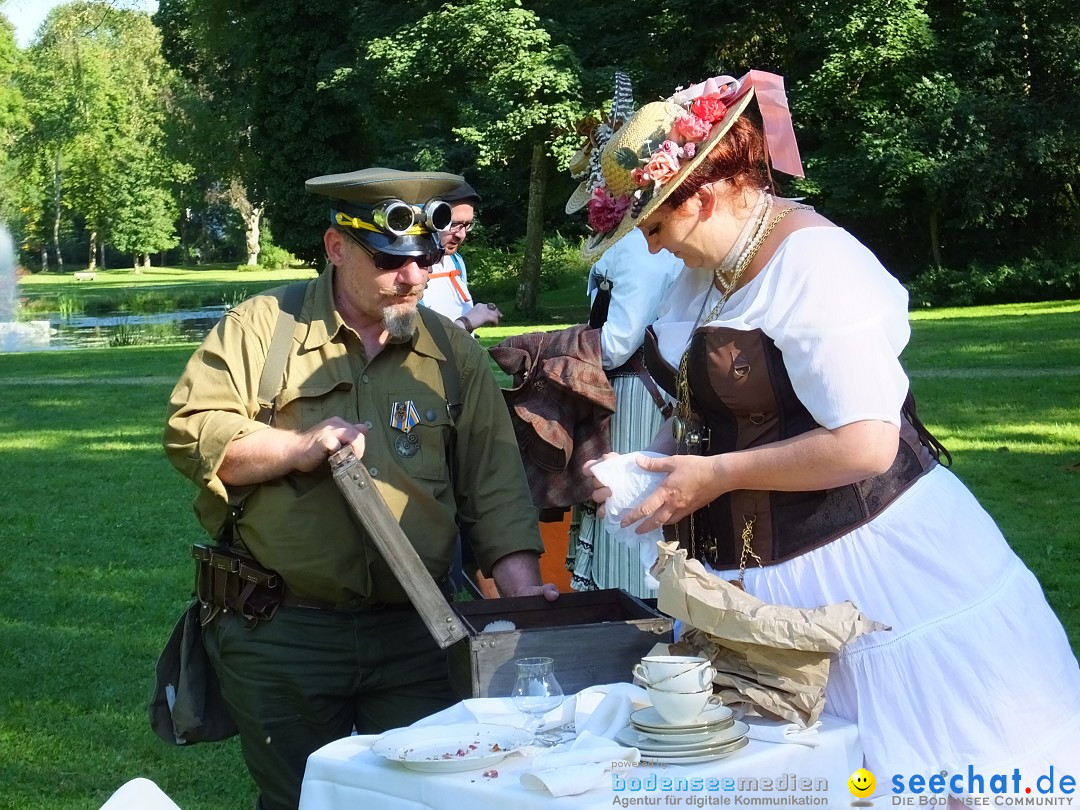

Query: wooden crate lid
(330, 447), (467, 649)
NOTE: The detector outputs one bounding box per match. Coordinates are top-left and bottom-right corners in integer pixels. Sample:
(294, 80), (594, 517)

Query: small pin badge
(394, 433), (420, 458)
(390, 400), (420, 433)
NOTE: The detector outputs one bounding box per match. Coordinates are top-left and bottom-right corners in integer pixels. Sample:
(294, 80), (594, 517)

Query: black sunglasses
(343, 229), (443, 270)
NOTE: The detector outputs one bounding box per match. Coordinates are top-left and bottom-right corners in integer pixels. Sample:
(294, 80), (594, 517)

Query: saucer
(630, 704), (734, 732)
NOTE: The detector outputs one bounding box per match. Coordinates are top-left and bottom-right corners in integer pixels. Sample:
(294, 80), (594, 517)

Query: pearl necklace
(714, 191), (772, 293)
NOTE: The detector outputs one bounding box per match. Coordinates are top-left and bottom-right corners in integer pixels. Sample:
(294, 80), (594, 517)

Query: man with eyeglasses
(419, 178), (503, 333)
(163, 168), (557, 810)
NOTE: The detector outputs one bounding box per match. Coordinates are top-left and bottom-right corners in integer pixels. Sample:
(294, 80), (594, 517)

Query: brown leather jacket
(490, 326), (615, 508)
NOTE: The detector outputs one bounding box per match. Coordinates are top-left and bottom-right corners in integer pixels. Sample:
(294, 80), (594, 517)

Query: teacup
(646, 685), (724, 726)
(633, 655), (716, 692)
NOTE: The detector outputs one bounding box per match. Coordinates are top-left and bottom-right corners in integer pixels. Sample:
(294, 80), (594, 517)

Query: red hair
(664, 115), (771, 210)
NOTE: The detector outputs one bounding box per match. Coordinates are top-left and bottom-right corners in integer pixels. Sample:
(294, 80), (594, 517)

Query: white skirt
(711, 465), (1080, 780)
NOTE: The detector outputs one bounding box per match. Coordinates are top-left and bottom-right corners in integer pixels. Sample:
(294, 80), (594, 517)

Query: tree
(367, 0), (583, 315)
(0, 14), (26, 224)
(15, 1), (181, 270)
(156, 0), (422, 265)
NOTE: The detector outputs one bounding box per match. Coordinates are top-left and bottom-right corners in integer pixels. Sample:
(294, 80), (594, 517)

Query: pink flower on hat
(587, 187), (632, 233)
(690, 93), (728, 123)
(671, 113), (711, 143)
(631, 145), (682, 189)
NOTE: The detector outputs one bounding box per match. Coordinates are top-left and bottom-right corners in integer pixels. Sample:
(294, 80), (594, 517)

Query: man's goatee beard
(384, 306), (418, 340)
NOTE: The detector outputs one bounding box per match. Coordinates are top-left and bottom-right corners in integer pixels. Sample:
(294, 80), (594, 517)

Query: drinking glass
(509, 656), (564, 747)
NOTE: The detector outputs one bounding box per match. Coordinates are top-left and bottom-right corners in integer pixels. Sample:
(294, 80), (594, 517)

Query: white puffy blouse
(652, 226), (912, 429)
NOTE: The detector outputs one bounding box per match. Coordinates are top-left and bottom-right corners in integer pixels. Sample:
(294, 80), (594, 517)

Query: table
(299, 692), (863, 809)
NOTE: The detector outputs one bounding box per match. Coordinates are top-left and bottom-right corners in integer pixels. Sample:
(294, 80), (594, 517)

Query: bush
(459, 234), (591, 304)
(906, 259), (1080, 308)
(235, 264), (261, 273)
(259, 243), (294, 270)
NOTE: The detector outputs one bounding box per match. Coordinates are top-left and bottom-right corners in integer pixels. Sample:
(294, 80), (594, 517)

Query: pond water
(18, 307), (226, 351)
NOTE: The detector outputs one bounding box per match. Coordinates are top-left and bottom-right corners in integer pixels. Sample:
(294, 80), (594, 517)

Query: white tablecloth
(299, 692), (863, 809)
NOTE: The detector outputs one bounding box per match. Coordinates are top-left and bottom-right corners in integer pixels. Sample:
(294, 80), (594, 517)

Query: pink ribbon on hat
(670, 70), (805, 178)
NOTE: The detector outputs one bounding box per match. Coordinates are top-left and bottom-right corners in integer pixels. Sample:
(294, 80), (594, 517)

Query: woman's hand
(616, 420), (900, 534)
(620, 454), (724, 534)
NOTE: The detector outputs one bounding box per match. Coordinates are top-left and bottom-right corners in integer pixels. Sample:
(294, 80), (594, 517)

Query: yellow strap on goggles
(334, 211), (426, 236)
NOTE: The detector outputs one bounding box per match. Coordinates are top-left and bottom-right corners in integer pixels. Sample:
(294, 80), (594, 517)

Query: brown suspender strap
(629, 352), (673, 419)
(255, 280), (310, 425)
(417, 307), (463, 423)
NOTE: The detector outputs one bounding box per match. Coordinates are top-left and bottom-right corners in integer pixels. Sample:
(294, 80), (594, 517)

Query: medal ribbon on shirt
(390, 400), (421, 433)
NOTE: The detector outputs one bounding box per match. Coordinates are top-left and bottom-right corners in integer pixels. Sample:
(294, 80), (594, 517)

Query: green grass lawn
(0, 295), (1077, 809)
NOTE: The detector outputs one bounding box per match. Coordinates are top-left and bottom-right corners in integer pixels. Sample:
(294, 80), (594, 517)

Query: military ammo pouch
(193, 544), (284, 628)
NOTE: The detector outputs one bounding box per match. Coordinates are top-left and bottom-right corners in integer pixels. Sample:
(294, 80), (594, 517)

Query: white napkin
(520, 731), (640, 797)
(745, 719), (822, 747)
(574, 683), (648, 739)
(592, 452), (670, 588)
(458, 696), (574, 732)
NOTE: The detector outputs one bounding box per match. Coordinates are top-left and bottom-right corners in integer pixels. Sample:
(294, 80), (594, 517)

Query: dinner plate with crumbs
(371, 724), (531, 773)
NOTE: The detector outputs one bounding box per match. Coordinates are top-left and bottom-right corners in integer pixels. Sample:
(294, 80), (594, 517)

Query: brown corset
(643, 326), (943, 568)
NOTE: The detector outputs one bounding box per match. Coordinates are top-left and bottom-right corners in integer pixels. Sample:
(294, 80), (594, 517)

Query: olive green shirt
(164, 267), (542, 606)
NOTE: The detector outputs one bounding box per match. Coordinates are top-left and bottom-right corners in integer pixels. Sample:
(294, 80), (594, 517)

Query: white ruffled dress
(651, 226), (1080, 781)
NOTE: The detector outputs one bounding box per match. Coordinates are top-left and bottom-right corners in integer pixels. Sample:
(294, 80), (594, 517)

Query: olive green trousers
(203, 604), (457, 810)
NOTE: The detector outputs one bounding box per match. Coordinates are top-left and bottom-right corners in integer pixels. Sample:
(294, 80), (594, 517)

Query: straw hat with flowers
(578, 71), (804, 261)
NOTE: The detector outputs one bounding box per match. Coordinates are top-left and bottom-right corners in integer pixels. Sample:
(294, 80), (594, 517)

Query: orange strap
(427, 270), (470, 304)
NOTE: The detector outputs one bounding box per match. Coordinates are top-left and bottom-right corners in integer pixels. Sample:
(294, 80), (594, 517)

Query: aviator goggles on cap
(341, 227), (443, 270)
(334, 198), (453, 237)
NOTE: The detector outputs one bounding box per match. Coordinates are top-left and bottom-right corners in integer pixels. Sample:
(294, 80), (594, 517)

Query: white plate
(630, 704), (734, 732)
(371, 724), (531, 773)
(645, 735), (749, 764)
(616, 721), (749, 752)
(631, 716), (734, 742)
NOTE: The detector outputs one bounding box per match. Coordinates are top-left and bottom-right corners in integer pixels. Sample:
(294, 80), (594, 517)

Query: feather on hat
(565, 71), (636, 214)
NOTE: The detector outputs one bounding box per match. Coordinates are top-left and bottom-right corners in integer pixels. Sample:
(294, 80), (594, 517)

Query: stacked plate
(614, 705), (749, 763)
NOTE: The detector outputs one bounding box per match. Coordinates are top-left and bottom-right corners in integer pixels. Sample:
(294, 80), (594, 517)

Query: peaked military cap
(441, 178), (482, 205)
(306, 168), (464, 256)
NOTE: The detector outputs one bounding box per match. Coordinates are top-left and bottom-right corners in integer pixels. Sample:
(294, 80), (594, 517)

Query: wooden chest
(446, 589), (673, 698)
(328, 447), (673, 698)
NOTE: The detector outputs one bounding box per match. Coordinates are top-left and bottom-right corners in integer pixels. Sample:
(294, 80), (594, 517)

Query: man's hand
(490, 551), (559, 602)
(219, 418), (368, 486)
(464, 302), (502, 328)
(294, 417), (368, 472)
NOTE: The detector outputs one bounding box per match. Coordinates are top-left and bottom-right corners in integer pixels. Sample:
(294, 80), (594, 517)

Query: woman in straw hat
(584, 71), (1080, 782)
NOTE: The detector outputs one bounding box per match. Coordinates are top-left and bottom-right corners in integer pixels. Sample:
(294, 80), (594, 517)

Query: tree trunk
(88, 230), (97, 271)
(929, 208), (942, 267)
(99, 241), (106, 271)
(515, 140), (547, 316)
(51, 149), (63, 274)
(245, 205), (263, 266)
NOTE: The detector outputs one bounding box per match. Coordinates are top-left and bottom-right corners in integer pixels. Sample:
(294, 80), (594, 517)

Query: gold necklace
(671, 204), (810, 560)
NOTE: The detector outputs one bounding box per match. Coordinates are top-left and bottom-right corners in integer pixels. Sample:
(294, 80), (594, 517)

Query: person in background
(421, 178), (502, 334)
(582, 70), (1080, 784)
(163, 167), (557, 810)
(567, 228), (682, 596)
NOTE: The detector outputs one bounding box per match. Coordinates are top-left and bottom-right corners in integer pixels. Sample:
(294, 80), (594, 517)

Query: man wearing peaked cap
(164, 166), (558, 810)
(418, 176), (504, 336)
(306, 168), (461, 257)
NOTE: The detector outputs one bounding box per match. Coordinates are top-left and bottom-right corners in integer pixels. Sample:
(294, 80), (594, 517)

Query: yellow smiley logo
(848, 768), (876, 798)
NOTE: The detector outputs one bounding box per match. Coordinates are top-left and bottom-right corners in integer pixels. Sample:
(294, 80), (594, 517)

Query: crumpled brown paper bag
(652, 541), (889, 727)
